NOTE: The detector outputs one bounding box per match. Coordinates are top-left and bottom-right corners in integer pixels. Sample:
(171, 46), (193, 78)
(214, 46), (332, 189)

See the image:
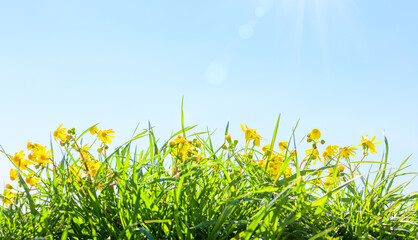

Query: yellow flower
(323, 178), (332, 189)
(27, 142), (35, 150)
(322, 145), (339, 160)
(11, 150), (25, 166)
(86, 160), (102, 176)
(2, 189), (15, 207)
(193, 139), (202, 149)
(97, 129), (115, 144)
(240, 124), (257, 141)
(359, 135), (381, 154)
(285, 167), (293, 177)
(310, 129), (321, 140)
(89, 126), (99, 135)
(262, 144), (271, 152)
(253, 133), (264, 147)
(240, 124), (265, 147)
(30, 145), (52, 165)
(271, 153), (284, 163)
(10, 169), (18, 181)
(338, 165), (345, 172)
(305, 148), (321, 165)
(278, 142), (288, 151)
(19, 159), (32, 170)
(339, 146), (357, 160)
(25, 174), (41, 186)
(53, 124), (67, 142)
(6, 184), (13, 189)
(69, 165), (83, 182)
(225, 134), (231, 141)
(37, 152), (52, 165)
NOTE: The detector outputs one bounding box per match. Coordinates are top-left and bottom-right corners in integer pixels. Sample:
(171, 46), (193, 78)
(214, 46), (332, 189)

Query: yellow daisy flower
(53, 124), (67, 142)
(89, 126), (99, 135)
(97, 129), (115, 144)
(2, 189), (15, 207)
(10, 169), (18, 181)
(25, 174), (41, 186)
(339, 146), (357, 160)
(359, 135), (381, 154)
(278, 142), (288, 151)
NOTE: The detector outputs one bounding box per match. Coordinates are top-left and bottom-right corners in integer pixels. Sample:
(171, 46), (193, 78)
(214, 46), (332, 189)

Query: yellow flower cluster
(1, 123), (382, 208)
(238, 125), (381, 189)
(27, 142), (53, 166)
(1, 189), (15, 207)
(3, 144), (49, 206)
(169, 135), (203, 163)
(8, 143), (51, 188)
(257, 152), (292, 180)
(304, 129), (381, 165)
(359, 135), (380, 155)
(2, 124), (115, 208)
(240, 124), (265, 147)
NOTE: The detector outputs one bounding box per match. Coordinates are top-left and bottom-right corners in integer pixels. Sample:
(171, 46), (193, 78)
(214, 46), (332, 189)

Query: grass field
(1, 110), (417, 239)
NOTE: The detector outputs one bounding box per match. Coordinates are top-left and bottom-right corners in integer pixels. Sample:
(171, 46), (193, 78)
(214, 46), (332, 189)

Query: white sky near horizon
(1, 0), (417, 194)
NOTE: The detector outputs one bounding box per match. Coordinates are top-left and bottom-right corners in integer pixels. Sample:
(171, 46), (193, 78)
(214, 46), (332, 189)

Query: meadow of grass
(1, 108), (417, 239)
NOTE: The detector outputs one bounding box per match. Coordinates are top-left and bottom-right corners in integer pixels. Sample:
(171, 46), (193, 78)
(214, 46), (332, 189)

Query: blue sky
(1, 1), (417, 192)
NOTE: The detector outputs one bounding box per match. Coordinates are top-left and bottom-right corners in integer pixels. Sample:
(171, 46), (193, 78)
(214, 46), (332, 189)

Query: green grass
(1, 113), (417, 239)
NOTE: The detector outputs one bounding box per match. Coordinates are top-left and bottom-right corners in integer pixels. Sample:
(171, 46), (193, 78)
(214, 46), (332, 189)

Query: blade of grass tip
(264, 114), (281, 173)
(181, 96), (186, 139)
(148, 121), (154, 165)
(121, 129), (149, 146)
(269, 114), (281, 151)
(381, 131), (389, 181)
(207, 127), (215, 152)
(169, 125), (198, 140)
(149, 122), (161, 161)
(292, 126), (301, 180)
(131, 122), (141, 139)
(225, 121), (230, 136)
(76, 123), (99, 141)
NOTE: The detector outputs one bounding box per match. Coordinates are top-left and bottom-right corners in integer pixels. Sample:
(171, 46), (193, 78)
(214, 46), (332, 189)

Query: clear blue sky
(1, 1), (417, 192)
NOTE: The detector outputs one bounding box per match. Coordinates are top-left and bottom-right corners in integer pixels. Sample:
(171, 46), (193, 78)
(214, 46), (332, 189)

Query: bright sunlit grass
(1, 106), (417, 239)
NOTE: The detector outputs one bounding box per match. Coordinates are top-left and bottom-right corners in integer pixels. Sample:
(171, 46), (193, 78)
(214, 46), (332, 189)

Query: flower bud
(320, 140), (325, 144)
